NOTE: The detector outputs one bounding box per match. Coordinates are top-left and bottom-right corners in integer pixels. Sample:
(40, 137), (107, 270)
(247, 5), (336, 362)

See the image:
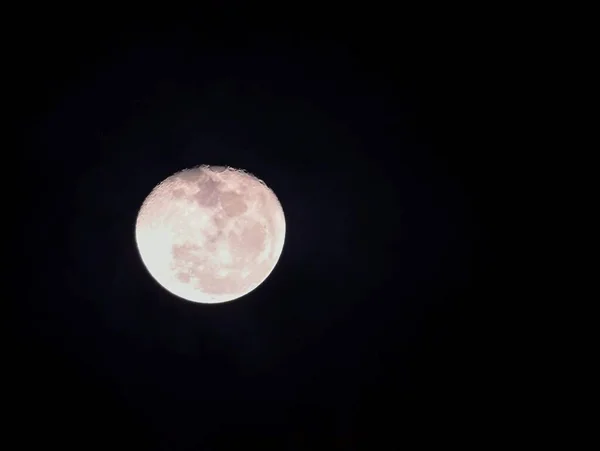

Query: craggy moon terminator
(135, 165), (286, 304)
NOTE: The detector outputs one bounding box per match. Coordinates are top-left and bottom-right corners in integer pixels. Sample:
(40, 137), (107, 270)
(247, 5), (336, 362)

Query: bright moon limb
(135, 165), (286, 304)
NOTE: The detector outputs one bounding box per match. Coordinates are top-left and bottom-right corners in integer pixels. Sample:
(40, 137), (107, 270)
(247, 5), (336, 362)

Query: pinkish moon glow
(135, 165), (286, 304)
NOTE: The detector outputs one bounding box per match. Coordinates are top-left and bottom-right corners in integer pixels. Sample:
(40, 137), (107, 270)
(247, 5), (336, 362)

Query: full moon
(135, 165), (286, 304)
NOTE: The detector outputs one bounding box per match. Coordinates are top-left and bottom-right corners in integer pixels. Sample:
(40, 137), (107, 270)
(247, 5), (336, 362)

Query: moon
(135, 165), (286, 304)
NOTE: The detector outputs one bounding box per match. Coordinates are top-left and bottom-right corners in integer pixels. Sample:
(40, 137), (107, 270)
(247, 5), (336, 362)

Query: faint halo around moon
(135, 165), (286, 304)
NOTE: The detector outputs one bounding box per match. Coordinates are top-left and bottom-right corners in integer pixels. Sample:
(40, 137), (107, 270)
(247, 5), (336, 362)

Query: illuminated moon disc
(135, 165), (286, 304)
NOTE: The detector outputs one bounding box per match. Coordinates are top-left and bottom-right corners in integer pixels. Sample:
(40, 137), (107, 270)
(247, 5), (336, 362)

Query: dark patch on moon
(212, 212), (229, 229)
(193, 178), (221, 207)
(171, 242), (240, 294)
(191, 266), (245, 295)
(176, 170), (200, 183)
(172, 188), (185, 198)
(228, 221), (267, 256)
(220, 191), (248, 216)
(176, 272), (191, 283)
(172, 243), (203, 265)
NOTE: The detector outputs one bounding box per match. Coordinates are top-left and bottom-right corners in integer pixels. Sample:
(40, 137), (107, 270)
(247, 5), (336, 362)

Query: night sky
(14, 17), (498, 450)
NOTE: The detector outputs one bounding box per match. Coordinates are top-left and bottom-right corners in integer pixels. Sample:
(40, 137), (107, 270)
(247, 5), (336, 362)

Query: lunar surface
(135, 165), (286, 304)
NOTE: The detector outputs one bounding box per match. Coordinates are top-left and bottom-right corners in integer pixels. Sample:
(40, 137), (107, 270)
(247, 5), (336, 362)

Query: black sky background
(11, 15), (505, 450)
